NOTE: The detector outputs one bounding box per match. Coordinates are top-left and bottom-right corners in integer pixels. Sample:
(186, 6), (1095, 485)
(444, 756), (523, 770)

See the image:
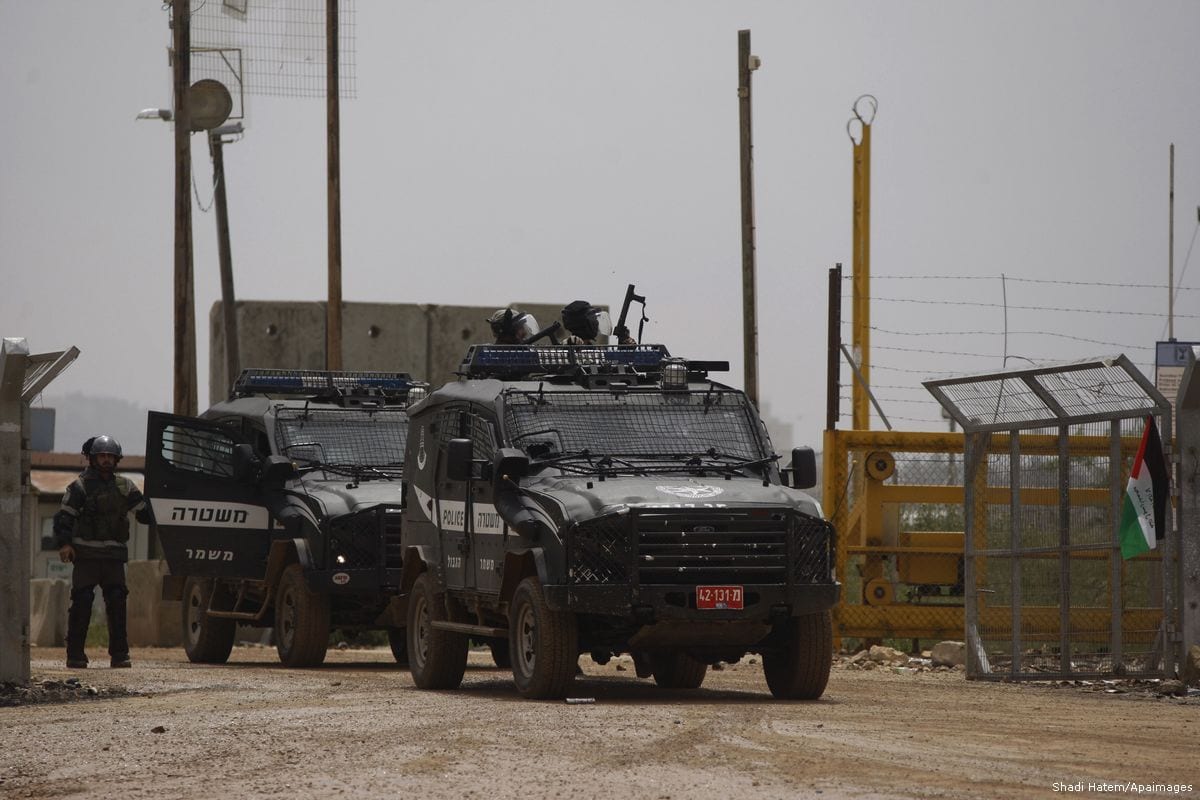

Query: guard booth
(0, 339), (79, 683)
(925, 355), (1175, 680)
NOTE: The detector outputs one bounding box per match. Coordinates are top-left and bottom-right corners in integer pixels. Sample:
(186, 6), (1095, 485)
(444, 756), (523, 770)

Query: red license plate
(696, 585), (744, 610)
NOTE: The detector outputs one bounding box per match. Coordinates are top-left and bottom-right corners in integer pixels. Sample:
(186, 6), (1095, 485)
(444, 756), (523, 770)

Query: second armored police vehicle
(399, 345), (838, 699)
(144, 369), (425, 667)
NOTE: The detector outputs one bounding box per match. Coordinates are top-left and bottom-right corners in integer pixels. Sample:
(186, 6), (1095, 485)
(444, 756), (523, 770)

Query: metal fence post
(0, 339), (32, 683)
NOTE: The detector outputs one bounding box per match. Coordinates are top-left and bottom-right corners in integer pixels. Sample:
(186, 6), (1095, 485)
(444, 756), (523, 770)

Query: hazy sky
(3, 1), (1198, 452)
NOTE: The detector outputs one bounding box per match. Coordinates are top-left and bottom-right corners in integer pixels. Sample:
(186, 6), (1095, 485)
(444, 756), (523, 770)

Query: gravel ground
(1, 645), (1198, 800)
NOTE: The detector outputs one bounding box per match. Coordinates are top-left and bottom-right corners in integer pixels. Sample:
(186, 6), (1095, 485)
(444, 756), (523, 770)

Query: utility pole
(326, 0), (343, 370)
(210, 126), (241, 394)
(827, 264), (842, 431)
(737, 30), (761, 406)
(1169, 143), (1175, 341)
(172, 0), (197, 415)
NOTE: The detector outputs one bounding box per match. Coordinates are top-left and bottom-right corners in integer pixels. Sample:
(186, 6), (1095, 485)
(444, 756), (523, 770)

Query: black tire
(407, 573), (468, 689)
(387, 627), (408, 666)
(274, 564), (330, 667)
(762, 611), (833, 700)
(489, 639), (511, 668)
(651, 651), (707, 689)
(181, 577), (236, 664)
(509, 576), (577, 699)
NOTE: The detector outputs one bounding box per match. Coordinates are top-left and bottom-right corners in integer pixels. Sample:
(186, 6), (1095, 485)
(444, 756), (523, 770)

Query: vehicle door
(467, 408), (502, 594)
(433, 405), (472, 589)
(144, 411), (272, 579)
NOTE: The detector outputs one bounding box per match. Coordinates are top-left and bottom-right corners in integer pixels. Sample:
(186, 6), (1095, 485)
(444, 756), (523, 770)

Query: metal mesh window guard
(161, 424), (236, 478)
(502, 389), (768, 463)
(190, 0), (357, 100)
(275, 408), (407, 472)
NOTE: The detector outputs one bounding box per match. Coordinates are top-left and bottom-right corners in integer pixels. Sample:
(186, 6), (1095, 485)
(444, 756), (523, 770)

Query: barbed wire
(845, 274), (1200, 290)
(866, 326), (1155, 351)
(867, 296), (1199, 318)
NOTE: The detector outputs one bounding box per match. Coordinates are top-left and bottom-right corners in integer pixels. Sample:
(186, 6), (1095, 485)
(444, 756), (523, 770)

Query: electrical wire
(848, 274), (1200, 290)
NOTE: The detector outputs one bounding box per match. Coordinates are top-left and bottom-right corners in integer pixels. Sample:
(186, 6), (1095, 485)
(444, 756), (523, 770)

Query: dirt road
(2, 645), (1197, 800)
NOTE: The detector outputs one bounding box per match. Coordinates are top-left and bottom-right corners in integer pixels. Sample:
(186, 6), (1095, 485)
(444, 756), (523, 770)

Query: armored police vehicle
(144, 369), (425, 667)
(400, 345), (838, 699)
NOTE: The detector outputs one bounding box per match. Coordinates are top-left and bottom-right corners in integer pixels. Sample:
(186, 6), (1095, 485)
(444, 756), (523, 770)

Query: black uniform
(53, 467), (151, 667)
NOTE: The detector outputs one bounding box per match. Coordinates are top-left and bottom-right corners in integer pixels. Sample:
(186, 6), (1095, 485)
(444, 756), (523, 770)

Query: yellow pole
(851, 119), (872, 431)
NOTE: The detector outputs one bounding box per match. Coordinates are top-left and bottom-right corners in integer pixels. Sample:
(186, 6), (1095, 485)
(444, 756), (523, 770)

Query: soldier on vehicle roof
(54, 435), (153, 669)
(560, 300), (634, 345)
(488, 308), (540, 344)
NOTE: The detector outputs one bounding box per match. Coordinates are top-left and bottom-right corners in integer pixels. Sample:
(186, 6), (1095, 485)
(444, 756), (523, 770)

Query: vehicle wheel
(387, 627), (408, 666)
(274, 564), (330, 667)
(406, 573), (468, 689)
(489, 639), (511, 668)
(509, 576), (577, 699)
(181, 577), (236, 664)
(651, 651), (707, 689)
(762, 610), (833, 700)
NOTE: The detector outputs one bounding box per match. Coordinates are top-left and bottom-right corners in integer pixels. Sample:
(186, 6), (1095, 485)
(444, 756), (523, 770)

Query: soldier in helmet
(53, 435), (153, 669)
(561, 300), (634, 345)
(488, 307), (540, 344)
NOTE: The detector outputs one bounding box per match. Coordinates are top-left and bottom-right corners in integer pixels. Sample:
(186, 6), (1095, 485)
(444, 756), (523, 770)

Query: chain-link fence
(926, 356), (1173, 680)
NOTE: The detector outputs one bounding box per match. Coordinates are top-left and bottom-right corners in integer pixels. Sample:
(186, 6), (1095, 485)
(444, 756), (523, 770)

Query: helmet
(86, 435), (123, 462)
(488, 308), (539, 344)
(561, 301), (612, 342)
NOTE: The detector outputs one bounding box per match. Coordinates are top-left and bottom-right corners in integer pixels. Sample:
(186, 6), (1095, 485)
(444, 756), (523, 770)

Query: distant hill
(38, 392), (157, 456)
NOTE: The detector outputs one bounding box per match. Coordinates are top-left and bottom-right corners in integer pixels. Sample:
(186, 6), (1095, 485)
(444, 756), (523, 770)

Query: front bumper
(546, 581), (840, 620)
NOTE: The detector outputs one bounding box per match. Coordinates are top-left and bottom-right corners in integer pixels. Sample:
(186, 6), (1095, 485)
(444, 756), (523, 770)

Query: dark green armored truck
(399, 345), (839, 699)
(145, 369), (425, 668)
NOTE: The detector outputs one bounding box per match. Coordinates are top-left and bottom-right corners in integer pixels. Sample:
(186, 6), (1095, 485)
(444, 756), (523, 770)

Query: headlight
(406, 386), (428, 407)
(661, 358), (688, 390)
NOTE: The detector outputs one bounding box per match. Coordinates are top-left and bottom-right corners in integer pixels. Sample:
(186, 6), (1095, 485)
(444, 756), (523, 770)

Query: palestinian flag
(1119, 415), (1168, 560)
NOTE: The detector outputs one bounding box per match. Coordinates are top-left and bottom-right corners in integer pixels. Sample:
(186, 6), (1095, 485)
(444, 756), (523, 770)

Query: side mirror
(232, 444), (261, 483)
(492, 447), (529, 485)
(790, 447), (817, 490)
(447, 438), (474, 482)
(261, 455), (299, 487)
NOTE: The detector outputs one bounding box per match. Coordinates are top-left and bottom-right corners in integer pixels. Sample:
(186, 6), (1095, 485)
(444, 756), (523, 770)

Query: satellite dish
(188, 79), (233, 132)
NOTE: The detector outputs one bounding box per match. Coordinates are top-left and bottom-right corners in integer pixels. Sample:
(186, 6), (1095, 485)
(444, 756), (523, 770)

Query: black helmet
(86, 435), (123, 462)
(488, 308), (538, 344)
(561, 300), (612, 342)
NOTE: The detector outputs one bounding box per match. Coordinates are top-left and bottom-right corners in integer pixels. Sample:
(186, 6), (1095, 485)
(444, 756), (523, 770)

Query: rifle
(612, 284), (647, 344)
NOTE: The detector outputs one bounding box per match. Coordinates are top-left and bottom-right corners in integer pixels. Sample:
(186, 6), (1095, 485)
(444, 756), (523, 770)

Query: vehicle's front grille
(792, 514), (835, 584)
(569, 513), (630, 584)
(325, 506), (398, 570)
(637, 510), (789, 586)
(567, 508), (834, 587)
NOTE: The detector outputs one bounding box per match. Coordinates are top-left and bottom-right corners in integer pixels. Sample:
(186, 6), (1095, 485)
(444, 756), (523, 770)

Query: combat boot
(103, 584), (131, 669)
(66, 586), (94, 669)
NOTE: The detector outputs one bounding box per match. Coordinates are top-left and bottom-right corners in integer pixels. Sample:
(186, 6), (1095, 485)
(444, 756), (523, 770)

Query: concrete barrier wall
(31, 561), (181, 649)
(126, 560), (181, 647)
(210, 300), (578, 404)
(29, 578), (68, 647)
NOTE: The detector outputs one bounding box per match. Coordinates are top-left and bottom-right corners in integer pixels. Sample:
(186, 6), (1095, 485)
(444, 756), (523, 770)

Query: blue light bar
(462, 344), (672, 377)
(233, 369), (418, 398)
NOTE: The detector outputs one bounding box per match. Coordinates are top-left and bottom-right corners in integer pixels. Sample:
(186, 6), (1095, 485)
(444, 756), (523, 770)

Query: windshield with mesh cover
(275, 407), (409, 477)
(502, 388), (769, 473)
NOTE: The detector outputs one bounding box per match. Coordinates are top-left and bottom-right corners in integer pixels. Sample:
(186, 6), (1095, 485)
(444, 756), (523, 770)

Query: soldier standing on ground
(54, 435), (152, 669)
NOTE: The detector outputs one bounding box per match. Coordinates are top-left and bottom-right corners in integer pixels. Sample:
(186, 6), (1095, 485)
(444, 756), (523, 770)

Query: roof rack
(459, 344), (729, 382)
(232, 368), (421, 401)
(461, 344), (671, 378)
